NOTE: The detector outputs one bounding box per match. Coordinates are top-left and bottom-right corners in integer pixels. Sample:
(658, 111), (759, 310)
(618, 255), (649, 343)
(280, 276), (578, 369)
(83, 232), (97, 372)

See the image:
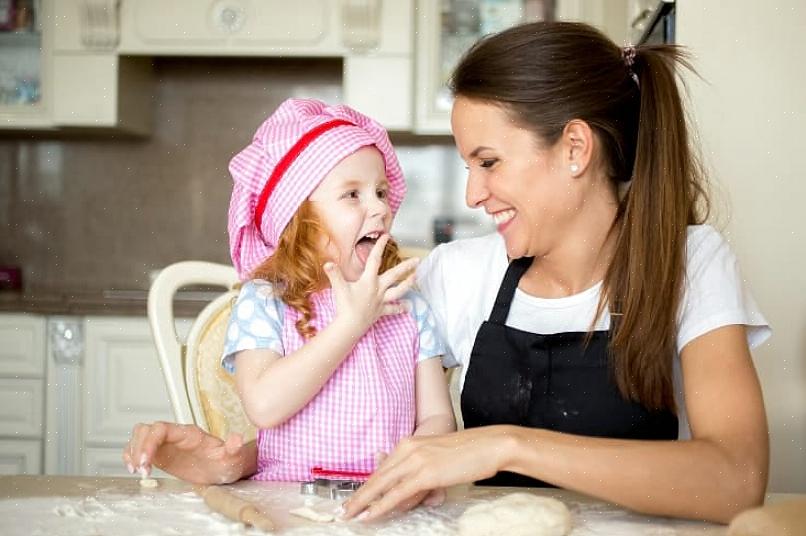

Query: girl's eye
(480, 158), (498, 169)
(342, 190), (359, 199)
(376, 189), (388, 199)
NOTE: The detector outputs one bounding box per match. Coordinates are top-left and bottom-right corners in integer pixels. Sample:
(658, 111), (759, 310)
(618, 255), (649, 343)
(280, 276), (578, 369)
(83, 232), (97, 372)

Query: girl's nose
(465, 173), (490, 209)
(368, 195), (390, 218)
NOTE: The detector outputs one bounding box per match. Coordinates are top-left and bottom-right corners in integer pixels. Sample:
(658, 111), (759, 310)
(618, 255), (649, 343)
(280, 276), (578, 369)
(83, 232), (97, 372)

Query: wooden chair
(147, 261), (256, 442)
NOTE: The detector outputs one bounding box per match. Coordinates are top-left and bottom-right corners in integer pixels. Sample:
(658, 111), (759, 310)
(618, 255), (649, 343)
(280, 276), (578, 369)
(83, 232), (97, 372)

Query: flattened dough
(289, 506), (335, 523)
(458, 493), (571, 536)
(138, 478), (159, 488)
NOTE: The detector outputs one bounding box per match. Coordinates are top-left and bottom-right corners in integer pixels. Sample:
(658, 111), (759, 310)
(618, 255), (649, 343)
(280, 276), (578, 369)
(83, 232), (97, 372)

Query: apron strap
(489, 256), (533, 324)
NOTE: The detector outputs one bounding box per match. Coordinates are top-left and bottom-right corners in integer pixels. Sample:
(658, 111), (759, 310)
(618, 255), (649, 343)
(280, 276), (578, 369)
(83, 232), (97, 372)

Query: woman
(340, 21), (770, 524)
(125, 22), (770, 524)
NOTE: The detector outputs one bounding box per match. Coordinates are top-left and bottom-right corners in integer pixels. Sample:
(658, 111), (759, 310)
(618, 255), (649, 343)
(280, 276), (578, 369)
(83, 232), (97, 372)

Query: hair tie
(621, 46), (639, 87)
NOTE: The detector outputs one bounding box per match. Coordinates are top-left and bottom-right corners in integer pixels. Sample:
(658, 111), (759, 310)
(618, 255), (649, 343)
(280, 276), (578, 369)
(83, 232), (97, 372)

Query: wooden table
(0, 474), (785, 535)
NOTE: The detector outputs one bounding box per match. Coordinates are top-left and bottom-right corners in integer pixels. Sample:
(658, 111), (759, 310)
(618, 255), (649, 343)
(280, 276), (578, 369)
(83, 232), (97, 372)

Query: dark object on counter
(0, 266), (22, 291)
(433, 216), (455, 244)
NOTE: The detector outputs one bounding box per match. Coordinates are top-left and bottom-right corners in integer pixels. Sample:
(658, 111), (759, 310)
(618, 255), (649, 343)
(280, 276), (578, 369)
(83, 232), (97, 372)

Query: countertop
(0, 475), (740, 535)
(0, 289), (223, 317)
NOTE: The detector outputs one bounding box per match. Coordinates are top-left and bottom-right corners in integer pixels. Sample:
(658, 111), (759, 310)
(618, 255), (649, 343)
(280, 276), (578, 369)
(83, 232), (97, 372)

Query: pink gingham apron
(251, 288), (418, 481)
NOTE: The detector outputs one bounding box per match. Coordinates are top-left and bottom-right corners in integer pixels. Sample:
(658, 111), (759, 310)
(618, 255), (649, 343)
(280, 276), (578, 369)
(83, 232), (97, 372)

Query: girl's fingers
(378, 257), (419, 290)
(323, 262), (347, 293)
(224, 433), (244, 455)
(380, 302), (406, 317)
(384, 273), (416, 303)
(363, 234), (391, 276)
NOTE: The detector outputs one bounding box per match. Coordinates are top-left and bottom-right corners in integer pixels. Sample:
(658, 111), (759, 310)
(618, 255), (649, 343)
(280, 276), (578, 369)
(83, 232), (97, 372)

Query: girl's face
(308, 146), (393, 282)
(451, 96), (581, 260)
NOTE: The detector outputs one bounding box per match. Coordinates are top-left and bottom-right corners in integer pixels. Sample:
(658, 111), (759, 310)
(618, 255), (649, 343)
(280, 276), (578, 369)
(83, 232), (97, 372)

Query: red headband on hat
(254, 119), (355, 239)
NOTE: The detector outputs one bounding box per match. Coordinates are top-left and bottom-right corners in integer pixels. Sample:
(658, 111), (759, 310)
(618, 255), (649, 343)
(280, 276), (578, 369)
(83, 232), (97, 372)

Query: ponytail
(604, 46), (709, 411)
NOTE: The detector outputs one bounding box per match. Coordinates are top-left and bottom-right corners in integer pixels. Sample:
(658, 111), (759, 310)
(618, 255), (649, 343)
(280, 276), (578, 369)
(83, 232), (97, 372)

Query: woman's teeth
(492, 210), (516, 225)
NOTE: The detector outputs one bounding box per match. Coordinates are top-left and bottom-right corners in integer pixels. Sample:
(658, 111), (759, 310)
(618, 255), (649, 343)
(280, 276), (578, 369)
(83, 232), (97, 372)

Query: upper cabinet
(414, 0), (630, 134)
(414, 0), (551, 134)
(117, 0), (414, 131)
(0, 0), (52, 128)
(0, 0), (153, 133)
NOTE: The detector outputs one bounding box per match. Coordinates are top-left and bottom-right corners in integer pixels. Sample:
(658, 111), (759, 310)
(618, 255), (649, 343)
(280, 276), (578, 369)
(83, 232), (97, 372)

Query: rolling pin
(195, 485), (275, 532)
(727, 498), (806, 536)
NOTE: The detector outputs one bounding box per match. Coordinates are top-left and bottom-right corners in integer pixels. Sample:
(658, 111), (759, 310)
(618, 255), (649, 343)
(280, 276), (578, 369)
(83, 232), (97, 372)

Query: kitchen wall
(678, 0), (806, 492)
(0, 57), (491, 292)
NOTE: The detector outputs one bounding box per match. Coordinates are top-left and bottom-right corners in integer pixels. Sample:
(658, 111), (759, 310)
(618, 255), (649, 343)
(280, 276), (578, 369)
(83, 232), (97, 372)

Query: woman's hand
(324, 234), (418, 334)
(122, 421), (257, 484)
(342, 426), (516, 521)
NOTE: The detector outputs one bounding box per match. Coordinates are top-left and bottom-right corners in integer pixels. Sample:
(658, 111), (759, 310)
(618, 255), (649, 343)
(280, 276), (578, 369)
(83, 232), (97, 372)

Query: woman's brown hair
(251, 200), (404, 339)
(450, 21), (709, 411)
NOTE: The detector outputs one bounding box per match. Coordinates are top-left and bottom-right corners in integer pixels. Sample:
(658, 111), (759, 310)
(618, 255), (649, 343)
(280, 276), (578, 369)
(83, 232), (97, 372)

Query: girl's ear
(562, 119), (594, 178)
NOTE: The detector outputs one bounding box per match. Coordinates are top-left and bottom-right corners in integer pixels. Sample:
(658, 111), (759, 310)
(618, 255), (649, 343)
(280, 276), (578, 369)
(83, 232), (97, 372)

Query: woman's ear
(563, 119), (594, 178)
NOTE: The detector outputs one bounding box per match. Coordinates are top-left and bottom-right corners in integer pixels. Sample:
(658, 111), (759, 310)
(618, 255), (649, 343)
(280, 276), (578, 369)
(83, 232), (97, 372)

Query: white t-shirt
(415, 225), (771, 439)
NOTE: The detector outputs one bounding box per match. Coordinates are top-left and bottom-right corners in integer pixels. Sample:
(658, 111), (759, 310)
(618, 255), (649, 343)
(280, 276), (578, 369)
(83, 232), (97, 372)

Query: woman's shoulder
(685, 224), (734, 273)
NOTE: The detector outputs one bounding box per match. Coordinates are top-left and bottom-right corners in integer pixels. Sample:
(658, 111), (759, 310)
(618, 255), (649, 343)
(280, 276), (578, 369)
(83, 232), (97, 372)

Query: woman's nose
(465, 173), (490, 209)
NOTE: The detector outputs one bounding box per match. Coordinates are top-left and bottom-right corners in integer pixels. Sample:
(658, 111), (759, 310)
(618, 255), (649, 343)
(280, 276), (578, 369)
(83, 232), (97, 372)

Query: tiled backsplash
(0, 58), (491, 292)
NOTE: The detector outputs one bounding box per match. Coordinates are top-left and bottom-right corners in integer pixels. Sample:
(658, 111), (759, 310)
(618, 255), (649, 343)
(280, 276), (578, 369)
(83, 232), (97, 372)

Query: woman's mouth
(492, 209), (516, 232)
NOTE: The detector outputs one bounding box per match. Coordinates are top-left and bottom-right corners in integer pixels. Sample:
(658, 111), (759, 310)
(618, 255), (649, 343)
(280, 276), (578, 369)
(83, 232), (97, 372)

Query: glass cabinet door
(415, 0), (552, 134)
(0, 0), (51, 126)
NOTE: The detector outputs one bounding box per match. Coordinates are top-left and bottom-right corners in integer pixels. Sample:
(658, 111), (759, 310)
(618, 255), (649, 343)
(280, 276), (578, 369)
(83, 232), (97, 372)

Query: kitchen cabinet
(414, 0), (550, 134)
(1, 0), (153, 133)
(0, 314), (46, 475)
(0, 313), (186, 476)
(414, 0), (631, 134)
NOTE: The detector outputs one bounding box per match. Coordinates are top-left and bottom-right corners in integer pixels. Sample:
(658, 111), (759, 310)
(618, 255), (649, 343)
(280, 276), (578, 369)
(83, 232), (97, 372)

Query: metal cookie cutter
(300, 467), (368, 500)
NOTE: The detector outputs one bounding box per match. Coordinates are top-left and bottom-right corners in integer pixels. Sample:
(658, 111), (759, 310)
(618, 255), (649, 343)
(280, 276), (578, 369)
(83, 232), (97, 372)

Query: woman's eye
(480, 158), (498, 169)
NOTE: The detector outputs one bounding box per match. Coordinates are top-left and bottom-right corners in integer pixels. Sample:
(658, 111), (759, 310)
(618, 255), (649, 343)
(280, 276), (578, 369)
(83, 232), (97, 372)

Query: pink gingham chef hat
(227, 98), (405, 280)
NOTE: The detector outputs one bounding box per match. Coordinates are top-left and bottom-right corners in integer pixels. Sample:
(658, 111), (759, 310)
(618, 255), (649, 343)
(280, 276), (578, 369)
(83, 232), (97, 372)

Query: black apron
(460, 257), (678, 487)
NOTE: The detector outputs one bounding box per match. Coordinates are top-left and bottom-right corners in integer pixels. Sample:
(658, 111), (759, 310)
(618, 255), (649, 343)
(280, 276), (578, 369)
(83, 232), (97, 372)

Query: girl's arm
(236, 235), (419, 429)
(344, 325), (768, 524)
(412, 358), (456, 438)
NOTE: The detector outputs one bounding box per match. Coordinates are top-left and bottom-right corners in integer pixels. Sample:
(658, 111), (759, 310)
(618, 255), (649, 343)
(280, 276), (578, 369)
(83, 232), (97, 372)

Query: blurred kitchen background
(1, 0), (804, 496)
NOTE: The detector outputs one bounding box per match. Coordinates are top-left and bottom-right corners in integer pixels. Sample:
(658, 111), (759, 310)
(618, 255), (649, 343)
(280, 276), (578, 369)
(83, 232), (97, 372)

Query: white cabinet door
(83, 317), (175, 448)
(0, 314), (46, 475)
(0, 439), (42, 475)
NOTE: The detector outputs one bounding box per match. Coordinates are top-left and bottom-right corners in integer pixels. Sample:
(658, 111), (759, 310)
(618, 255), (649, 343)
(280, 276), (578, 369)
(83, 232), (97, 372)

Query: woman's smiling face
(451, 96), (582, 260)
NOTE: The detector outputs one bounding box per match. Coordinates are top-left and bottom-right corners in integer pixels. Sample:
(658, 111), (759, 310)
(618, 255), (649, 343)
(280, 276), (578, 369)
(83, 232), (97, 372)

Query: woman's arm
(344, 325), (768, 523)
(123, 422), (258, 484)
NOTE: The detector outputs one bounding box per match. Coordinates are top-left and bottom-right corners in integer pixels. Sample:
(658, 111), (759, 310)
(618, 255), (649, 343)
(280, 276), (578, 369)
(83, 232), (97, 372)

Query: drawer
(0, 439), (42, 475)
(0, 314), (46, 377)
(0, 378), (44, 437)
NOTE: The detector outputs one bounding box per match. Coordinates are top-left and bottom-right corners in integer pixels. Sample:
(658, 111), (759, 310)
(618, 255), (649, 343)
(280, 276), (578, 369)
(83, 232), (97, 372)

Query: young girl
(220, 98), (455, 482)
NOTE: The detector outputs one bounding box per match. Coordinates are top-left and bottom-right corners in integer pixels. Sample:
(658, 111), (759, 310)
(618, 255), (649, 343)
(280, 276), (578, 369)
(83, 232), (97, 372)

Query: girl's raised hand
(324, 234), (419, 334)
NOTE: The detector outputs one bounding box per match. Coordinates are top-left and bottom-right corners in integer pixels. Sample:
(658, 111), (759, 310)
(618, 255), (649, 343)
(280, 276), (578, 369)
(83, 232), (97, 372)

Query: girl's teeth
(492, 210), (516, 225)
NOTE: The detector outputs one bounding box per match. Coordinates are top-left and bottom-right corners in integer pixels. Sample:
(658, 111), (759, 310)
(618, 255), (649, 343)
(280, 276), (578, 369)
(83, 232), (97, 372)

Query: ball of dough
(458, 493), (571, 536)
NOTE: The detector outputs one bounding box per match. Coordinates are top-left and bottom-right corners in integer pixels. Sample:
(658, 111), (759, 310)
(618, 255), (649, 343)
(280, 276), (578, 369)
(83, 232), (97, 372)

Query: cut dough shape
(458, 493), (571, 536)
(139, 478), (159, 488)
(289, 506), (335, 523)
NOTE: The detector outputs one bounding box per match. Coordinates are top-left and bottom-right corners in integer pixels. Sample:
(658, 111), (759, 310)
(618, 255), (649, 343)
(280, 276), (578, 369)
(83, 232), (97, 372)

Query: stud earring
(569, 163), (580, 174)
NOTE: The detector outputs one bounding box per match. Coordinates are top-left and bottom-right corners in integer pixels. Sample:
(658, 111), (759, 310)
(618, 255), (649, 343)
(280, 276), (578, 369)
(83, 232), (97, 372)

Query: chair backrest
(148, 261), (256, 442)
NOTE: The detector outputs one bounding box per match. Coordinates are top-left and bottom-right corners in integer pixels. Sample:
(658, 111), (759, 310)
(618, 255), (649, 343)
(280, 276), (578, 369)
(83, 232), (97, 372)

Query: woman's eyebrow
(469, 146), (494, 158)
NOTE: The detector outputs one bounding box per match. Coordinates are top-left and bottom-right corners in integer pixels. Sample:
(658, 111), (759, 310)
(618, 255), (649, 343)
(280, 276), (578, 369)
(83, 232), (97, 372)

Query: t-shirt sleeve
(677, 226), (772, 352)
(403, 289), (454, 367)
(415, 246), (459, 368)
(221, 280), (285, 373)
